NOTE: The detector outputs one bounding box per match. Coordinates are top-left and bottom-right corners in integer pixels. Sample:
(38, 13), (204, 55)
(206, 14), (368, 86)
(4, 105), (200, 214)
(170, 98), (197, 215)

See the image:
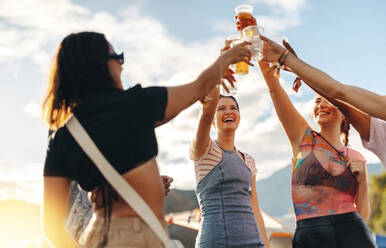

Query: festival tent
(166, 209), (293, 248)
(375, 234), (386, 248)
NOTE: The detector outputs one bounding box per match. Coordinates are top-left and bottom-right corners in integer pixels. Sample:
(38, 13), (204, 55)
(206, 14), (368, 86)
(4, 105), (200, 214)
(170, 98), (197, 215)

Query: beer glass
(235, 5), (255, 31)
(228, 36), (249, 75)
(242, 25), (263, 61)
(219, 35), (248, 95)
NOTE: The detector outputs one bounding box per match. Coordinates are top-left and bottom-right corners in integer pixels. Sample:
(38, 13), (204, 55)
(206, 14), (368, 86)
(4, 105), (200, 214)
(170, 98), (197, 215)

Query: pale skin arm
(260, 35), (386, 121)
(251, 175), (270, 248)
(42, 177), (77, 248)
(286, 56), (386, 121)
(191, 41), (238, 159)
(190, 86), (221, 160)
(156, 42), (251, 127)
(258, 61), (308, 157)
(348, 160), (371, 221)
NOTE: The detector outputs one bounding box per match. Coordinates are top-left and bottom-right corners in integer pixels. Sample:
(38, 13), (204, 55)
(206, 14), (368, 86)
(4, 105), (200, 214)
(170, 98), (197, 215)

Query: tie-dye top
(292, 128), (364, 221)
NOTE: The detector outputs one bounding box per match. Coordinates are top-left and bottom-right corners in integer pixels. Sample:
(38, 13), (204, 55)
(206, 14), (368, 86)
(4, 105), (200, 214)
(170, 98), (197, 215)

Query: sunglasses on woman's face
(108, 52), (124, 65)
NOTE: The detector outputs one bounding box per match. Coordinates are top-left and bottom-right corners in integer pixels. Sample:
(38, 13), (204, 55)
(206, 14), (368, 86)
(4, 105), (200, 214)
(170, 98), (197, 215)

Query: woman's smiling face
(215, 96), (240, 132)
(313, 95), (344, 127)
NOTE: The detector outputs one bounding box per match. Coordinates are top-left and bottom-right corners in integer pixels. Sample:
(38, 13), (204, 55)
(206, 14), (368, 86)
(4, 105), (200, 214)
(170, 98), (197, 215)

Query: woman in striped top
(190, 83), (269, 248)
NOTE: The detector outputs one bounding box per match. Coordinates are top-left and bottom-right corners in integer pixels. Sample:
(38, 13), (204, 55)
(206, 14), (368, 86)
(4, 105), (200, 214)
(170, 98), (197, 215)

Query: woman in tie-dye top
(258, 60), (376, 248)
(190, 84), (269, 248)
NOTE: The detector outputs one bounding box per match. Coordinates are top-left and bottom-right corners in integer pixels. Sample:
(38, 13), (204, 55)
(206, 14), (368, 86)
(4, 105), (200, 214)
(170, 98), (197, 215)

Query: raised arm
(42, 177), (77, 248)
(260, 35), (386, 121)
(190, 86), (220, 160)
(156, 42), (251, 127)
(258, 61), (308, 156)
(286, 56), (386, 121)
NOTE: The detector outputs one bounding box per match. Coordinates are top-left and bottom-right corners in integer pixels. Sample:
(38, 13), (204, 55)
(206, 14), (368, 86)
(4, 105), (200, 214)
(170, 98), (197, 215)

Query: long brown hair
(42, 32), (116, 130)
(341, 118), (350, 146)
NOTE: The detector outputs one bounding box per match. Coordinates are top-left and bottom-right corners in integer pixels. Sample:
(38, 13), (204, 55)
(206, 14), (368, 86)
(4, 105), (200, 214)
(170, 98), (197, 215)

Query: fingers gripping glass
(108, 52), (124, 65)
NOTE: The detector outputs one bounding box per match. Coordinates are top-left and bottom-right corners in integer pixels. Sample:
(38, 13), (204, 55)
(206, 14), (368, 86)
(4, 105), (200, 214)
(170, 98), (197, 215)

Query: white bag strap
(66, 116), (171, 247)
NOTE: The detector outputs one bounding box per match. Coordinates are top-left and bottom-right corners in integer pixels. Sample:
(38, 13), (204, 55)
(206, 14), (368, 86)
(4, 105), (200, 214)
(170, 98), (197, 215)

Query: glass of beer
(235, 5), (255, 31)
(242, 25), (264, 61)
(227, 35), (249, 75)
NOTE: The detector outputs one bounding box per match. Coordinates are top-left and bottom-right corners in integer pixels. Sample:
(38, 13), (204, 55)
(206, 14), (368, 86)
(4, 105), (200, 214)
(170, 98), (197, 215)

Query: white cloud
(249, 0), (308, 13)
(0, 0), (224, 200)
(212, 0), (308, 35)
(0, 159), (43, 182)
(22, 101), (40, 117)
(0, 0), (90, 66)
(256, 16), (300, 35)
(211, 14), (299, 36)
(243, 0), (309, 35)
(0, 0), (90, 30)
(0, 180), (42, 203)
(0, 159), (43, 203)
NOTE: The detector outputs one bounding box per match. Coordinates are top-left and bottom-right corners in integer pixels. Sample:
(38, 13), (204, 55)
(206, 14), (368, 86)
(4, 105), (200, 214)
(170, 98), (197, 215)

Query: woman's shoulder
(203, 139), (222, 157)
(119, 84), (144, 98)
(44, 126), (74, 177)
(347, 147), (366, 161)
(191, 138), (222, 162)
(123, 84), (167, 96)
(242, 152), (255, 163)
(49, 125), (71, 145)
(123, 84), (143, 93)
(239, 150), (257, 175)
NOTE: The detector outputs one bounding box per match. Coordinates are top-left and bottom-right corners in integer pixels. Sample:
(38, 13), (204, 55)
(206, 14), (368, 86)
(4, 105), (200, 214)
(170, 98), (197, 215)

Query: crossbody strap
(66, 116), (171, 247)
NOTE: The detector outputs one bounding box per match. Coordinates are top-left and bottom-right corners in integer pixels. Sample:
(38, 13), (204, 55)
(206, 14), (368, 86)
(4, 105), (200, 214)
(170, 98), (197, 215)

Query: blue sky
(0, 0), (385, 203)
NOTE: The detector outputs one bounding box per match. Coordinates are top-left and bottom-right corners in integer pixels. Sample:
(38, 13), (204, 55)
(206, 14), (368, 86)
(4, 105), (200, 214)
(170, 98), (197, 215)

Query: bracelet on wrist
(263, 49), (290, 79)
(278, 49), (290, 66)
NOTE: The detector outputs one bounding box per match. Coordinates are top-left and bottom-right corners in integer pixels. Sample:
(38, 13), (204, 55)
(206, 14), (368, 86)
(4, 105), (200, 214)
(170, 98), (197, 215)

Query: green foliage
(368, 171), (386, 234)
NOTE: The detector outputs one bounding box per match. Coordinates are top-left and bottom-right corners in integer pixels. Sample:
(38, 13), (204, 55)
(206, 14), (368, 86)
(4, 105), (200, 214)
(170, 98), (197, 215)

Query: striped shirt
(190, 139), (257, 186)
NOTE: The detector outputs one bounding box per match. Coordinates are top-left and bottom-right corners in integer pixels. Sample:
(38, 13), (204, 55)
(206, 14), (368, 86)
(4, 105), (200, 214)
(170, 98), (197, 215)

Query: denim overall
(195, 143), (264, 248)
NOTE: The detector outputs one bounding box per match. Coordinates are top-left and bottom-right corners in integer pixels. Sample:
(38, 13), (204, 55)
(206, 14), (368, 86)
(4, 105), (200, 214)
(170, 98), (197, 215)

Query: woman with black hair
(41, 31), (251, 248)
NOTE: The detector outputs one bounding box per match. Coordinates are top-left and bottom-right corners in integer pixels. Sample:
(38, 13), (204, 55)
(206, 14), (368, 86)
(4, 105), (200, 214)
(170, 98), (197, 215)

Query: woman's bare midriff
(92, 157), (165, 219)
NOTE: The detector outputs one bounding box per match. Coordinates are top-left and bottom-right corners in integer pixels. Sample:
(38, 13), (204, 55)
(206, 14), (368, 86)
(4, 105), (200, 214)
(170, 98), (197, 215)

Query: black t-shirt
(43, 84), (168, 191)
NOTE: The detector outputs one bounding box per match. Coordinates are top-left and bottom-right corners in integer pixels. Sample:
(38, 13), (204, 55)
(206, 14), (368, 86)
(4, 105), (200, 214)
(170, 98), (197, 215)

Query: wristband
(278, 49), (290, 66)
